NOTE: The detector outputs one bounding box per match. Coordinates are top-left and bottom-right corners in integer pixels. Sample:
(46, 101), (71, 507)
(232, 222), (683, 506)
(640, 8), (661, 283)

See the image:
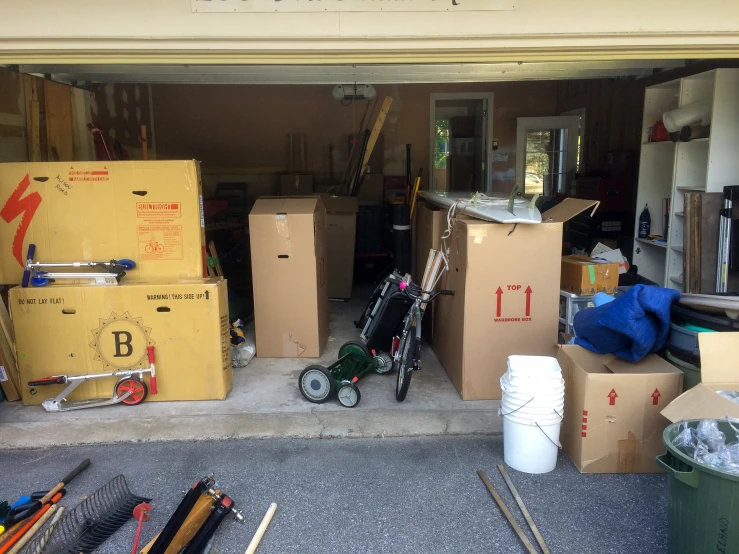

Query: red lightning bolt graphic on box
(0, 174), (42, 268)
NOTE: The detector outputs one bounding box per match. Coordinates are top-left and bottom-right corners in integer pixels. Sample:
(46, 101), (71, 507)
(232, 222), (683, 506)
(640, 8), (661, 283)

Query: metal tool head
(133, 502), (152, 521)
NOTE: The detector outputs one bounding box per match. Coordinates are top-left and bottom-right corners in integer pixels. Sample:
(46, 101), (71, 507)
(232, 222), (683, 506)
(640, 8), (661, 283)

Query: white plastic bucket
(501, 390), (564, 409)
(507, 355), (563, 377)
(503, 415), (561, 473)
(501, 399), (563, 419)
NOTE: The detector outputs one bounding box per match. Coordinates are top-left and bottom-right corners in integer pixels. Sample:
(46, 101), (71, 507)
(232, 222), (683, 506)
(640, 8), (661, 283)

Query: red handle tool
(147, 346), (158, 395)
(131, 502), (152, 554)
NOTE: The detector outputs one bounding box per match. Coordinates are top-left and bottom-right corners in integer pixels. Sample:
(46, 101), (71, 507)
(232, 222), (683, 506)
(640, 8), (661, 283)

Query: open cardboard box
(662, 332), (739, 421)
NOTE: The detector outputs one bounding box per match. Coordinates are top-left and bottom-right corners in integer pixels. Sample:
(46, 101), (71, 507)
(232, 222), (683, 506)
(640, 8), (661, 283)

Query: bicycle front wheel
(395, 331), (417, 402)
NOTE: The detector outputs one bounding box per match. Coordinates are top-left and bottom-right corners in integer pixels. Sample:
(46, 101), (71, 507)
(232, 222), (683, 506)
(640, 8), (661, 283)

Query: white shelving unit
(633, 69), (739, 290)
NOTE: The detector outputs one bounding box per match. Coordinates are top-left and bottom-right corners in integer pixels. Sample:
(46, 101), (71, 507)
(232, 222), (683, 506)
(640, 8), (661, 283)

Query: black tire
(299, 365), (336, 403)
(396, 332), (417, 402)
(339, 340), (370, 359)
(337, 383), (361, 408)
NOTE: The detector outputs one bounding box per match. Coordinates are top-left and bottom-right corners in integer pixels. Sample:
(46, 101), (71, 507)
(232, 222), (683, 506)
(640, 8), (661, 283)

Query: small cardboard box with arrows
(556, 344), (683, 474)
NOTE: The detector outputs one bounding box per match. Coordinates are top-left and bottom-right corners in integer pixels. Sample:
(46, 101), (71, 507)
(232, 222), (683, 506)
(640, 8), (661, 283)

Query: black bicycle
(392, 282), (453, 401)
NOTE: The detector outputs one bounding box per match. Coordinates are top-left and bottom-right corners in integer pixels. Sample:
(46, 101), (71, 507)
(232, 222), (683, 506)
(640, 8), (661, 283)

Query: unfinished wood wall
(0, 66), (95, 163)
(556, 78), (644, 175)
(151, 81), (559, 194)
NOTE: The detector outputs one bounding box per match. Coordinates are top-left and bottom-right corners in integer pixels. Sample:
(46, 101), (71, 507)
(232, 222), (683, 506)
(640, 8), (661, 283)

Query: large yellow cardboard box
(433, 199), (599, 400)
(557, 344), (682, 473)
(10, 278), (232, 405)
(249, 197), (329, 357)
(0, 161), (206, 284)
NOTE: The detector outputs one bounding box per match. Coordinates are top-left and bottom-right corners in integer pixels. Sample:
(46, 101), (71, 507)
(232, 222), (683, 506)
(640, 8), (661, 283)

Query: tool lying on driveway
(22, 243), (136, 287)
(298, 341), (393, 408)
(0, 459), (89, 536)
(147, 474), (244, 554)
(131, 502), (152, 554)
(28, 346), (158, 412)
(24, 474), (151, 554)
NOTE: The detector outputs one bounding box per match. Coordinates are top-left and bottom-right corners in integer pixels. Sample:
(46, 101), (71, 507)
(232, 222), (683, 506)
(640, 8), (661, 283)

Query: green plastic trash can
(658, 420), (739, 554)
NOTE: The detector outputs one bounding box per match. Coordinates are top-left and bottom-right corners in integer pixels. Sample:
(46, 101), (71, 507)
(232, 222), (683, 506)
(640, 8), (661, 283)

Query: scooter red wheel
(115, 377), (149, 405)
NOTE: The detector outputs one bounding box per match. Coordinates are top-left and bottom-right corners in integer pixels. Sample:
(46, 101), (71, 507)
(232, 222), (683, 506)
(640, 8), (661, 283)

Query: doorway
(429, 93), (494, 192)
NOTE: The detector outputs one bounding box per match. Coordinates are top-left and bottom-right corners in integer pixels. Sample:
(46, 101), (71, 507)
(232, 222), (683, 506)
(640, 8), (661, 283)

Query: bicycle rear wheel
(395, 331), (417, 402)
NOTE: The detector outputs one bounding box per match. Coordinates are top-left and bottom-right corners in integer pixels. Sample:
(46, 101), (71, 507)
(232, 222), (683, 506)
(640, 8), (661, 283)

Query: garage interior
(0, 58), (737, 448)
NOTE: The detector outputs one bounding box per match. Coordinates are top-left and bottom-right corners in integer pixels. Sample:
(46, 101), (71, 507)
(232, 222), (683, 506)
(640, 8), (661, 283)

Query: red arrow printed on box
(652, 388), (661, 405)
(524, 286), (533, 317)
(607, 388), (618, 406)
(495, 286), (503, 317)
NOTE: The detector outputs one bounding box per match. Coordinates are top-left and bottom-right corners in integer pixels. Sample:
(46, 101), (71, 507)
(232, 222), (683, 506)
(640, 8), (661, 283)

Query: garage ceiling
(13, 60), (685, 85)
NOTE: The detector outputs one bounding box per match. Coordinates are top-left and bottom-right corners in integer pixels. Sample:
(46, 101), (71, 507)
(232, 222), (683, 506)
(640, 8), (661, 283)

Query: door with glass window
(516, 116), (581, 197)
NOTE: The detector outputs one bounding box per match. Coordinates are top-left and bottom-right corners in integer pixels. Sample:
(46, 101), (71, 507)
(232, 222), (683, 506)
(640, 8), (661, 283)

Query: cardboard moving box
(320, 195), (358, 300)
(10, 278), (232, 405)
(560, 255), (619, 296)
(249, 196), (329, 357)
(557, 344), (683, 473)
(0, 161), (206, 284)
(433, 199), (599, 400)
(662, 332), (739, 422)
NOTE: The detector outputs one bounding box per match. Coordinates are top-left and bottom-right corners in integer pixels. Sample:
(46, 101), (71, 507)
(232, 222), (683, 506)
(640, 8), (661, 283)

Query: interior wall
(152, 81), (559, 194)
(0, 67), (27, 162)
(88, 84), (154, 159)
(556, 78), (644, 175)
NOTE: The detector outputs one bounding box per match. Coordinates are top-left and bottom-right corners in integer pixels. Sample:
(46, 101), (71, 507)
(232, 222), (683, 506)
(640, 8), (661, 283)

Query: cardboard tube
(244, 503), (277, 554)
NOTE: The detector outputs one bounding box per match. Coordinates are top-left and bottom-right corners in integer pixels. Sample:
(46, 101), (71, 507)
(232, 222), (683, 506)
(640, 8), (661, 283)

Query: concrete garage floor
(0, 289), (501, 448)
(0, 436), (668, 554)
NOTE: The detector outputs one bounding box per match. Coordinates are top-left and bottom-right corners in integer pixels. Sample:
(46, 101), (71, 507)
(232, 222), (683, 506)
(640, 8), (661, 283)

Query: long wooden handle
(497, 464), (551, 554)
(0, 492), (62, 554)
(244, 503), (277, 554)
(477, 471), (537, 554)
(39, 458), (91, 505)
(7, 504), (58, 554)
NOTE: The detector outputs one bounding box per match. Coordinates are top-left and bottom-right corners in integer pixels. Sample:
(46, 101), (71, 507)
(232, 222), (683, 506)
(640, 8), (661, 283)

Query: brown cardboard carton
(0, 161), (206, 284)
(560, 255), (619, 296)
(557, 345), (683, 473)
(433, 199), (599, 400)
(279, 174), (314, 196)
(319, 195), (358, 299)
(249, 196), (328, 357)
(662, 332), (739, 421)
(10, 278), (232, 405)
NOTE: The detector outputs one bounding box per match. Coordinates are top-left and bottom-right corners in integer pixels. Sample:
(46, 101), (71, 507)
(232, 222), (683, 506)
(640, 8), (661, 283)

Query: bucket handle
(499, 396), (534, 417)
(535, 422), (562, 449)
(656, 453), (700, 488)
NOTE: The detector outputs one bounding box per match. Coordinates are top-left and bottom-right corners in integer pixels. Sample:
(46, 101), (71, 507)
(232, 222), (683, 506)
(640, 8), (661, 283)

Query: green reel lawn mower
(298, 341), (393, 408)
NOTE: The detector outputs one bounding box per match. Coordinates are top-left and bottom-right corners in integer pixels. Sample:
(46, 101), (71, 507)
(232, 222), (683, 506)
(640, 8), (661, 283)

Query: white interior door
(516, 115), (581, 197)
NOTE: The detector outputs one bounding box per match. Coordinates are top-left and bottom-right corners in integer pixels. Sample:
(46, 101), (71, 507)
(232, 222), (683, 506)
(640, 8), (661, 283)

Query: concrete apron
(0, 295), (503, 449)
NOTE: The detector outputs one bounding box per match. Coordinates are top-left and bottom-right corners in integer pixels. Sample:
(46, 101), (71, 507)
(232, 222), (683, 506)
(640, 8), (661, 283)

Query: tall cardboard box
(560, 255), (619, 296)
(249, 197), (329, 357)
(557, 345), (683, 473)
(10, 279), (232, 405)
(320, 195), (358, 300)
(0, 161), (205, 284)
(433, 199), (599, 400)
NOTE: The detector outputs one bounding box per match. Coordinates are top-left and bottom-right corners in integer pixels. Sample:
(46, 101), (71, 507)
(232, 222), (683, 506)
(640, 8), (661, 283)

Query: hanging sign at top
(192, 0), (515, 13)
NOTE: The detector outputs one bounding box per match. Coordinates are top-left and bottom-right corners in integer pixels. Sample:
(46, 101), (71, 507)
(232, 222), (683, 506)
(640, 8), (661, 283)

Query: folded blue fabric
(573, 284), (680, 362)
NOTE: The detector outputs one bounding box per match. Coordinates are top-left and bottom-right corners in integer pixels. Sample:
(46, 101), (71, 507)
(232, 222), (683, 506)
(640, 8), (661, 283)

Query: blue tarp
(572, 285), (680, 362)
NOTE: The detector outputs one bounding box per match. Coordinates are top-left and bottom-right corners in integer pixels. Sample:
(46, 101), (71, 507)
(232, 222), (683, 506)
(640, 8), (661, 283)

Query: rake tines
(21, 475), (150, 554)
